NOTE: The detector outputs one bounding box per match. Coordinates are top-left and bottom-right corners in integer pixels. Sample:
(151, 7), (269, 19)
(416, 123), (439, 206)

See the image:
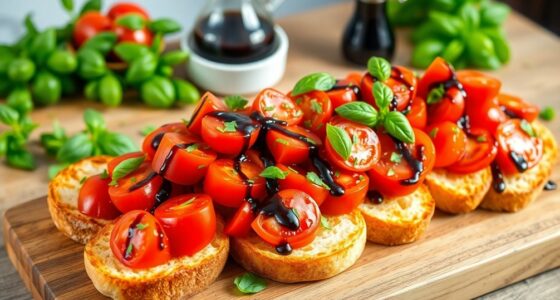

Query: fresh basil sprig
(367, 56), (392, 81)
(426, 84), (445, 104)
(259, 166), (288, 180)
(291, 72), (336, 96)
(116, 14), (146, 31)
(234, 273), (267, 294)
(326, 124), (353, 160)
(224, 95), (249, 111)
(0, 104), (38, 170)
(110, 155), (146, 186)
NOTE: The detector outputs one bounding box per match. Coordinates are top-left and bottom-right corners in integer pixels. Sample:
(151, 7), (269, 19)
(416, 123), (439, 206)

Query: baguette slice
(425, 167), (492, 214)
(230, 209), (366, 283)
(47, 156), (113, 244)
(359, 184), (435, 245)
(481, 122), (558, 212)
(84, 219), (229, 300)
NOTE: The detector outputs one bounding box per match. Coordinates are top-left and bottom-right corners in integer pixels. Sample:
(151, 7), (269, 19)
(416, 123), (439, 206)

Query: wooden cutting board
(3, 2), (560, 299)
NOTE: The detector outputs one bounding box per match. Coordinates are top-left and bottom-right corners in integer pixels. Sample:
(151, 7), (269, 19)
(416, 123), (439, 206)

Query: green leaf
(82, 32), (118, 56)
(173, 79), (200, 104)
(160, 51), (189, 66)
(326, 124), (352, 160)
(110, 155), (146, 186)
(116, 14), (146, 31)
(306, 172), (330, 190)
(390, 152), (402, 163)
(335, 102), (378, 127)
(148, 19), (182, 34)
(223, 95), (248, 111)
(441, 39), (465, 64)
(428, 11), (463, 38)
(30, 29), (56, 64)
(373, 82), (394, 111)
(0, 105), (20, 125)
(98, 132), (138, 156)
(7, 149), (36, 170)
(79, 0), (101, 15)
(151, 33), (163, 54)
(480, 2), (510, 27)
(114, 43), (151, 63)
(98, 74), (123, 107)
(77, 48), (107, 80)
(84, 109), (106, 133)
(48, 163), (69, 179)
(426, 84), (445, 104)
(459, 3), (480, 30)
(291, 72), (336, 96)
(126, 53), (158, 84)
(60, 0), (74, 12)
(218, 121), (238, 133)
(320, 215), (331, 230)
(259, 166), (288, 180)
(310, 99), (323, 113)
(56, 133), (93, 163)
(234, 273), (266, 294)
(367, 56), (391, 81)
(24, 14), (38, 35)
(539, 106), (555, 121)
(383, 111), (415, 143)
(520, 119), (536, 137)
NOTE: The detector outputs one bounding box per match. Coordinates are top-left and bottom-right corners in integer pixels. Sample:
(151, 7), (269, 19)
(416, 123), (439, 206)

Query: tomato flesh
(73, 12), (112, 47)
(224, 201), (256, 237)
(406, 97), (427, 130)
(201, 114), (260, 155)
(107, 3), (150, 20)
(326, 80), (359, 109)
(142, 123), (190, 159)
(426, 121), (467, 168)
(108, 162), (162, 213)
(498, 93), (539, 122)
(320, 170), (369, 216)
(266, 125), (321, 165)
(277, 164), (329, 206)
(78, 174), (121, 220)
(447, 129), (497, 174)
(417, 57), (454, 99)
(495, 119), (543, 175)
(113, 24), (153, 46)
(187, 92), (226, 135)
(290, 90), (333, 136)
(252, 88), (303, 125)
(427, 87), (466, 124)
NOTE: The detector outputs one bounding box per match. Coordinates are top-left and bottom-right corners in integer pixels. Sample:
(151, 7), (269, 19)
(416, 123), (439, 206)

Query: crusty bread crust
(230, 210), (366, 283)
(481, 122), (558, 212)
(359, 184), (435, 245)
(47, 156), (113, 244)
(84, 219), (229, 300)
(425, 167), (492, 214)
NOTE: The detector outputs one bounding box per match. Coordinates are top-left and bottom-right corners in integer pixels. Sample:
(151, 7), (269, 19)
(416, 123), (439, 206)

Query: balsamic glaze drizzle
(544, 180), (557, 191)
(128, 171), (157, 191)
(275, 242), (293, 255)
(393, 138), (425, 185)
(151, 132), (165, 150)
(260, 195), (300, 231)
(154, 180), (172, 208)
(491, 162), (506, 193)
(330, 79), (361, 97)
(123, 213), (145, 260)
(367, 190), (383, 204)
(391, 67), (415, 114)
(508, 151), (529, 173)
(159, 143), (192, 175)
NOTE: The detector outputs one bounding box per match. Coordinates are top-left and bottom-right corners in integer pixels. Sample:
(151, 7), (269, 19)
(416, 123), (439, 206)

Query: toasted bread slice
(425, 167), (492, 214)
(481, 122), (558, 212)
(358, 184), (435, 245)
(84, 219), (229, 299)
(47, 156), (113, 244)
(230, 209), (366, 283)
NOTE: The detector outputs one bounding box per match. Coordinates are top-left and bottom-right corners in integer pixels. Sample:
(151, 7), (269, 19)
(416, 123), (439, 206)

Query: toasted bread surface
(425, 167), (492, 214)
(47, 156), (113, 244)
(84, 219), (229, 300)
(230, 209), (366, 283)
(359, 184), (435, 245)
(481, 122), (558, 212)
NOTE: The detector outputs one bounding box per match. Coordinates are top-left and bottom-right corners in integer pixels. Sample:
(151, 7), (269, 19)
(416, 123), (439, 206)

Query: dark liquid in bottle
(190, 11), (278, 64)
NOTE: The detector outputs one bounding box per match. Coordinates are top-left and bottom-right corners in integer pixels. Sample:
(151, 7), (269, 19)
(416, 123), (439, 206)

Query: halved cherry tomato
(252, 88), (303, 125)
(276, 164), (329, 206)
(78, 174), (120, 219)
(417, 57), (454, 99)
(152, 132), (217, 185)
(368, 129), (435, 197)
(252, 189), (321, 249)
(498, 93), (539, 122)
(108, 162), (162, 213)
(427, 87), (465, 124)
(361, 66), (417, 111)
(110, 211), (171, 269)
(187, 92), (226, 135)
(346, 72), (363, 86)
(73, 12), (112, 47)
(447, 129), (497, 174)
(224, 201), (255, 237)
(406, 97), (427, 130)
(154, 194), (216, 257)
(320, 170), (369, 216)
(465, 96), (507, 134)
(201, 113), (260, 155)
(457, 70), (501, 107)
(326, 80), (359, 109)
(425, 121), (467, 168)
(113, 24), (153, 46)
(290, 90), (333, 135)
(203, 159), (266, 208)
(324, 116), (380, 172)
(142, 123), (190, 159)
(108, 152), (145, 176)
(266, 125), (321, 165)
(107, 2), (150, 20)
(495, 119), (543, 175)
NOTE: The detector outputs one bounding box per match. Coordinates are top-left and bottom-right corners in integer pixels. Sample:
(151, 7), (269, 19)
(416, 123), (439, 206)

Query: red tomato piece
(266, 125), (322, 165)
(187, 92), (227, 135)
(324, 116), (380, 172)
(361, 66), (417, 111)
(276, 164), (330, 206)
(113, 24), (153, 46)
(203, 159), (266, 208)
(201, 113), (260, 155)
(406, 97), (427, 130)
(346, 72), (363, 86)
(427, 87), (466, 124)
(110, 210), (171, 269)
(290, 90), (333, 136)
(252, 88), (303, 125)
(368, 129), (436, 197)
(495, 119), (543, 175)
(326, 80), (359, 110)
(252, 189), (321, 249)
(457, 70), (502, 108)
(108, 162), (162, 213)
(465, 96), (507, 134)
(73, 12), (112, 47)
(425, 121), (468, 168)
(154, 194), (216, 257)
(152, 132), (217, 185)
(320, 170), (369, 216)
(417, 57), (454, 99)
(224, 201), (256, 237)
(107, 2), (150, 20)
(78, 174), (121, 220)
(142, 123), (190, 159)
(447, 129), (497, 174)
(498, 93), (539, 122)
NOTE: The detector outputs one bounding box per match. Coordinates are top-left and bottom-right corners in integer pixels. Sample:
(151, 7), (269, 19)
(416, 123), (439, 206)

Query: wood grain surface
(1, 2), (560, 299)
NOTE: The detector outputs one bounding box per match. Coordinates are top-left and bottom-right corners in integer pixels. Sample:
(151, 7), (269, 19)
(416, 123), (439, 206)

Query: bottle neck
(356, 0), (387, 19)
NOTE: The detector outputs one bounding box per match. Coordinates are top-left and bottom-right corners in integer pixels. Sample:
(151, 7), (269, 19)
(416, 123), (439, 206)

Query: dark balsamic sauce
(393, 138), (425, 185)
(544, 180), (557, 191)
(260, 195), (300, 231)
(508, 151), (529, 172)
(501, 106), (519, 119)
(391, 67), (415, 113)
(159, 143), (192, 175)
(275, 242), (293, 255)
(491, 162), (506, 193)
(367, 190), (383, 204)
(151, 132), (165, 150)
(123, 213), (145, 260)
(129, 172), (157, 192)
(154, 180), (172, 207)
(330, 80), (361, 98)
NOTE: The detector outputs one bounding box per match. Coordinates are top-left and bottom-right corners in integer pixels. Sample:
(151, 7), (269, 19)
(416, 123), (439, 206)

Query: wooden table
(1, 2), (559, 299)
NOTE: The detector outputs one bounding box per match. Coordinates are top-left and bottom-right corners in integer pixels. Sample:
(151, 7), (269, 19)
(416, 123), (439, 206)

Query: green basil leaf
(441, 39), (465, 64)
(335, 102), (378, 127)
(79, 0), (101, 15)
(520, 119), (536, 137)
(326, 123), (352, 160)
(98, 132), (138, 156)
(116, 14), (146, 31)
(259, 166), (288, 180)
(126, 52), (158, 84)
(173, 79), (200, 104)
(148, 19), (182, 34)
(234, 273), (266, 294)
(383, 111), (415, 143)
(141, 76), (176, 108)
(84, 109), (106, 133)
(7, 149), (36, 170)
(480, 2), (510, 27)
(291, 72), (336, 96)
(30, 28), (56, 65)
(539, 106), (555, 121)
(48, 163), (69, 179)
(18, 116), (39, 137)
(77, 48), (107, 80)
(320, 215), (331, 230)
(56, 133), (93, 163)
(483, 29), (510, 64)
(411, 39), (445, 69)
(0, 104), (20, 125)
(7, 88), (33, 115)
(373, 81), (394, 111)
(426, 84), (445, 104)
(98, 74), (123, 107)
(306, 171), (330, 190)
(82, 32), (118, 55)
(151, 33), (163, 54)
(60, 0), (74, 12)
(111, 155), (146, 186)
(428, 11), (463, 38)
(160, 51), (189, 66)
(224, 95), (248, 111)
(114, 43), (151, 63)
(459, 3), (480, 30)
(367, 56), (391, 81)
(24, 14), (38, 35)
